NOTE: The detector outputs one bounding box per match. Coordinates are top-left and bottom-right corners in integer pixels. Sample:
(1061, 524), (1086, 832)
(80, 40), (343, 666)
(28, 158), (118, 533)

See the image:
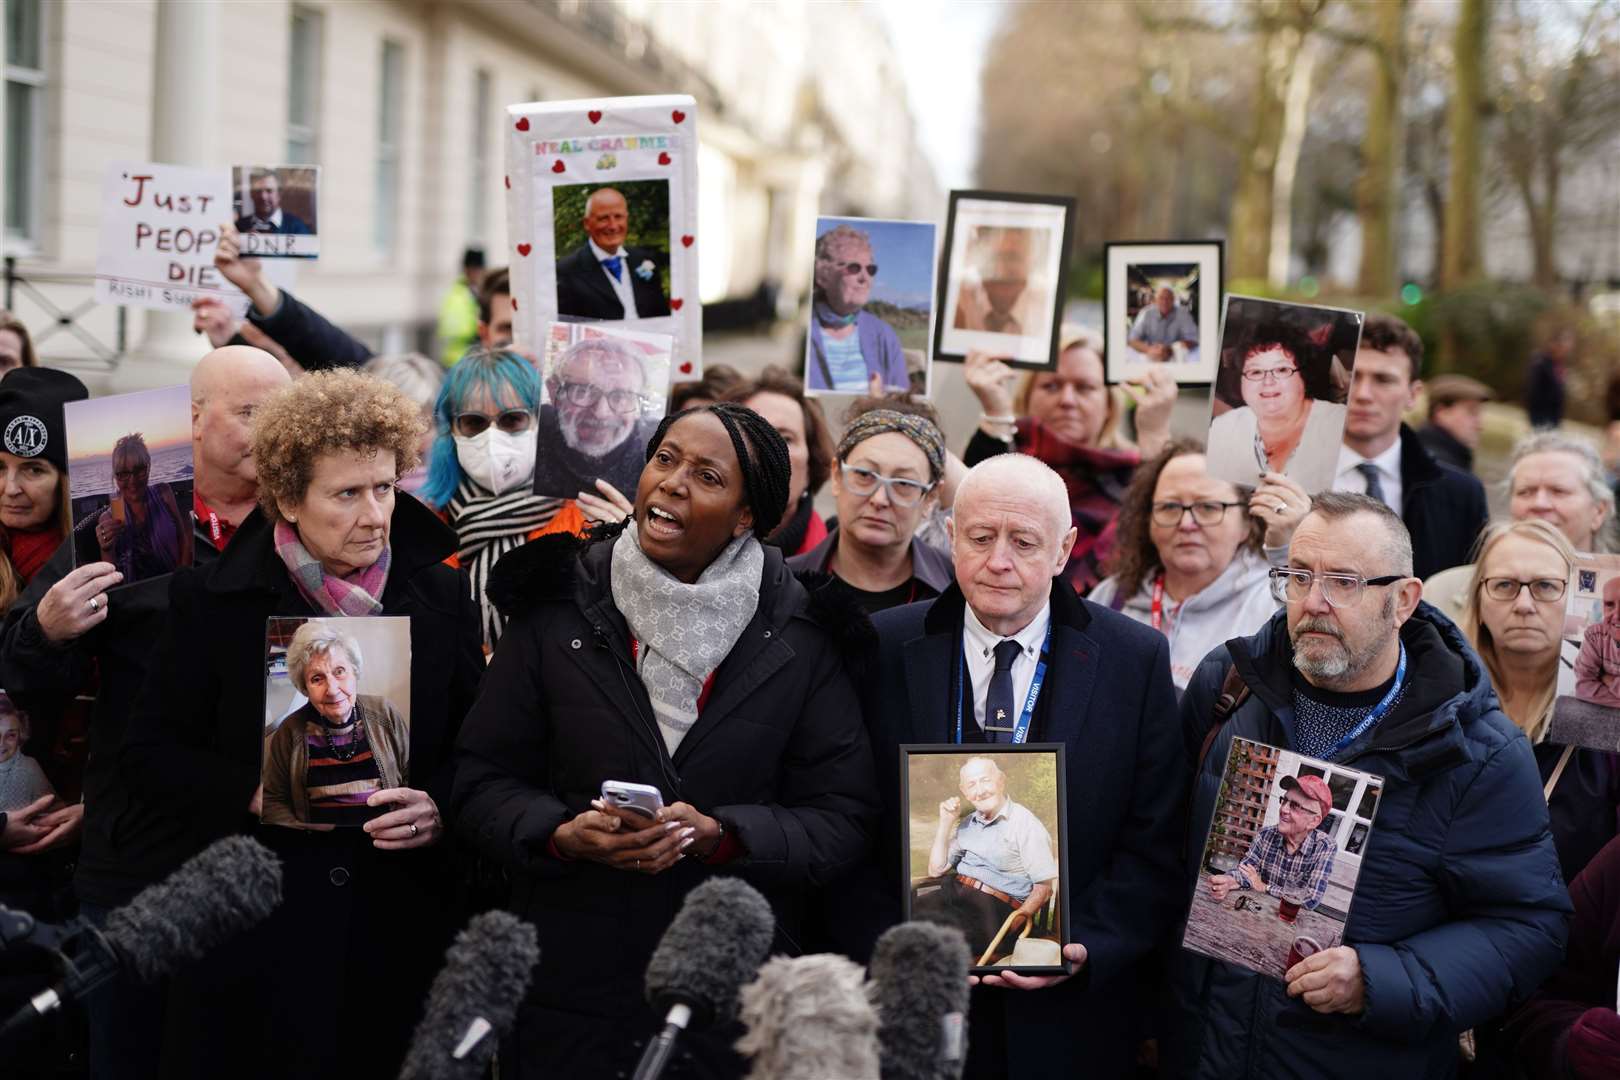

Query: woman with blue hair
(422, 347), (583, 650)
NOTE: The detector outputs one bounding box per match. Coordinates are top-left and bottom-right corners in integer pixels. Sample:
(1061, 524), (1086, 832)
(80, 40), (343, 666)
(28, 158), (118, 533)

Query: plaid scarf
(447, 479), (563, 649)
(274, 519), (390, 617)
(1015, 418), (1139, 594)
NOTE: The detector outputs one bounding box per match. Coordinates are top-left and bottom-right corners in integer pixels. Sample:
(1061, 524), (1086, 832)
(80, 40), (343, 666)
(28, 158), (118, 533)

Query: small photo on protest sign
(804, 216), (936, 399)
(1550, 552), (1620, 751)
(551, 179), (671, 322)
(1205, 296), (1365, 494)
(533, 321), (674, 501)
(1103, 241), (1223, 385)
(232, 166), (320, 258)
(262, 616), (412, 829)
(1183, 737), (1383, 982)
(64, 385), (194, 587)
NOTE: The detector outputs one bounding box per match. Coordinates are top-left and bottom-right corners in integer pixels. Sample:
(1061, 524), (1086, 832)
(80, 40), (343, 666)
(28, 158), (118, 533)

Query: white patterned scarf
(448, 479), (564, 649)
(610, 521), (764, 754)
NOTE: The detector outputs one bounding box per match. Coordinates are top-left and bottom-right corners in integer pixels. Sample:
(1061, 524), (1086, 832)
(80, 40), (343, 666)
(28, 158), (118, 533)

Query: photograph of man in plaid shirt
(1208, 774), (1336, 909)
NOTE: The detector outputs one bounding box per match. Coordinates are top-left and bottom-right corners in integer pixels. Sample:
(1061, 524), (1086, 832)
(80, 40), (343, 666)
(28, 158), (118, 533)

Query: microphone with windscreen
(867, 921), (972, 1080)
(632, 876), (777, 1080)
(397, 910), (540, 1080)
(0, 835), (283, 1044)
(734, 953), (880, 1080)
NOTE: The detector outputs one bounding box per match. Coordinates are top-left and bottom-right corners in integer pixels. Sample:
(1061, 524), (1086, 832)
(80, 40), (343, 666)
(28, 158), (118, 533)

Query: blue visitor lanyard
(1325, 642), (1407, 758)
(955, 622), (1052, 745)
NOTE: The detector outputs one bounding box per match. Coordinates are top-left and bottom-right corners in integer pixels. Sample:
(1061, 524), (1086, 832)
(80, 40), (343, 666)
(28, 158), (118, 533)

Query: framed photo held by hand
(1550, 552), (1620, 751)
(900, 743), (1070, 975)
(1103, 241), (1223, 385)
(934, 191), (1074, 370)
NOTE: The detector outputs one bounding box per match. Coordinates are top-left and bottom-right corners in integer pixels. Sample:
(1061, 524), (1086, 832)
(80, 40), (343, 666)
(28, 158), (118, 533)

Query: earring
(286, 514), (297, 523)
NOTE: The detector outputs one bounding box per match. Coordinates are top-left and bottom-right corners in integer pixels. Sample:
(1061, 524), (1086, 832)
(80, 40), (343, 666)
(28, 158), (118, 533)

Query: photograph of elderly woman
(65, 384), (194, 584)
(1550, 553), (1620, 752)
(0, 691), (57, 813)
(903, 746), (1068, 974)
(1183, 737), (1383, 982)
(1205, 296), (1365, 494)
(262, 616), (411, 828)
(803, 216), (936, 397)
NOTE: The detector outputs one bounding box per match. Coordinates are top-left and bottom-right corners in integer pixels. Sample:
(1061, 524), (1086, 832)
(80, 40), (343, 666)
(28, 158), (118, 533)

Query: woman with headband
(788, 397), (955, 614)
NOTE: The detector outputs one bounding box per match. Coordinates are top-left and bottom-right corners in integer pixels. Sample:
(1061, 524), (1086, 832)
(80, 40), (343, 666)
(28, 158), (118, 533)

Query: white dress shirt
(588, 237), (640, 319)
(245, 208), (284, 231)
(1333, 438), (1403, 513)
(962, 599), (1051, 735)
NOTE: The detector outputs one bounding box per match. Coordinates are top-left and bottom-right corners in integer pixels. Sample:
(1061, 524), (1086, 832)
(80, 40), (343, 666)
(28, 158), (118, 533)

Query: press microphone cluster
(398, 910), (541, 1080)
(0, 835), (283, 1044)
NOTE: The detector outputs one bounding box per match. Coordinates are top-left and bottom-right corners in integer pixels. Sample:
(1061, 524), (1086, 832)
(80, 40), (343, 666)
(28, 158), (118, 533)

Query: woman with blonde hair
(962, 324), (1177, 592)
(1460, 518), (1618, 883)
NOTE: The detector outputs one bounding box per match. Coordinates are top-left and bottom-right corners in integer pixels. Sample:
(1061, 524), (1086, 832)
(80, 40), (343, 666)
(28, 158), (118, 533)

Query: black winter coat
(1396, 423), (1489, 580)
(117, 495), (485, 1080)
(452, 531), (877, 1080)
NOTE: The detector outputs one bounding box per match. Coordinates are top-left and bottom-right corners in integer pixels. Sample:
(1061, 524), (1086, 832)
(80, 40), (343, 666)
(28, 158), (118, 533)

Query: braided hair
(642, 402), (791, 538)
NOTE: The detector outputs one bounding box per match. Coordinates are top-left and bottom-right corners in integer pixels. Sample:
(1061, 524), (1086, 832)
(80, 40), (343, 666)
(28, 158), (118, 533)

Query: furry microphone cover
(736, 954), (879, 1080)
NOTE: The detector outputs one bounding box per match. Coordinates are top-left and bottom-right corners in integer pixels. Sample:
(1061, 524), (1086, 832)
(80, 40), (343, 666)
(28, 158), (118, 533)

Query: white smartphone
(600, 780), (665, 819)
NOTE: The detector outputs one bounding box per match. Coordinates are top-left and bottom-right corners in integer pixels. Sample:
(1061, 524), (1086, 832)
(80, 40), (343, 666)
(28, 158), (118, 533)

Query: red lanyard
(1150, 574), (1166, 632)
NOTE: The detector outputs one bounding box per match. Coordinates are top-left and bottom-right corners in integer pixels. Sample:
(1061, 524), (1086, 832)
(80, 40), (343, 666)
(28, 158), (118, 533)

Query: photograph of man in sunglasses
(804, 218), (934, 396)
(533, 326), (671, 501)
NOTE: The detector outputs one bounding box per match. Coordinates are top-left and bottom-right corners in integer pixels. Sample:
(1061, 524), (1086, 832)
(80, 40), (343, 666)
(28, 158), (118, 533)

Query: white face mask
(454, 427), (537, 496)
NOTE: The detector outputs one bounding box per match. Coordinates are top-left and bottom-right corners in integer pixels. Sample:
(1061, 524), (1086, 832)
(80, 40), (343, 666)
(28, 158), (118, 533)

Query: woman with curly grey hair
(121, 368), (484, 1079)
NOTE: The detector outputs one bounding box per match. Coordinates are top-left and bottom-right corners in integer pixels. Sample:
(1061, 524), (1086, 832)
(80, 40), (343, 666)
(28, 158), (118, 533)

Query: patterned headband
(837, 408), (945, 484)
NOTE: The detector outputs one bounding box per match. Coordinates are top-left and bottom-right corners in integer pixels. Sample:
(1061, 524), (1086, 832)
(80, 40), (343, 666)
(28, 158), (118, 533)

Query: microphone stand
(631, 1002), (692, 1080)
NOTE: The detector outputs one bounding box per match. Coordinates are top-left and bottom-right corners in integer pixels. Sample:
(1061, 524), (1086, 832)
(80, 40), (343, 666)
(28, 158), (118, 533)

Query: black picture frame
(933, 190), (1075, 370)
(1101, 239), (1224, 385)
(898, 743), (1071, 975)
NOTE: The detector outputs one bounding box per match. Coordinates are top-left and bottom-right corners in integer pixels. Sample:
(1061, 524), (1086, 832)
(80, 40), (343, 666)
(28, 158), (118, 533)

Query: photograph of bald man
(554, 184), (672, 321)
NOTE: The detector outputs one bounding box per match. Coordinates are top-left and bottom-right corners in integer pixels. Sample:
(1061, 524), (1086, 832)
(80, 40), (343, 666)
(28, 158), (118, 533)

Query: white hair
(1506, 430), (1616, 551)
(953, 453), (1072, 541)
(286, 620), (364, 696)
(959, 755), (1005, 780)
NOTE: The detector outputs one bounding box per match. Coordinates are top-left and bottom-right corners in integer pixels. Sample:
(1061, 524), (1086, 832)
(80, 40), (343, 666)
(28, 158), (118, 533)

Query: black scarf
(447, 478), (563, 648)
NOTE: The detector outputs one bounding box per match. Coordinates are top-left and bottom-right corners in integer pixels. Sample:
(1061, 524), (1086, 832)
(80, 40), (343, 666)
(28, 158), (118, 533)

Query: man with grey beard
(1166, 492), (1570, 1079)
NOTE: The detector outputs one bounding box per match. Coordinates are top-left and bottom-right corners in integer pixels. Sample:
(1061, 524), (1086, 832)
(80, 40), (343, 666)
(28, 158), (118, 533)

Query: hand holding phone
(600, 779), (665, 820)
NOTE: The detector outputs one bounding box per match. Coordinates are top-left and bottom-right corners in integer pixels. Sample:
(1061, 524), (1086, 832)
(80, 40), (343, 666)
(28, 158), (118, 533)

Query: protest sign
(95, 162), (242, 313)
(232, 165), (320, 258)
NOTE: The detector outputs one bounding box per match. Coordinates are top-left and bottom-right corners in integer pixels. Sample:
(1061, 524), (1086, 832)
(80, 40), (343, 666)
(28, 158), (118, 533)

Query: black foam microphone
(0, 834), (282, 1043)
(397, 910), (540, 1080)
(633, 876), (777, 1080)
(867, 921), (971, 1080)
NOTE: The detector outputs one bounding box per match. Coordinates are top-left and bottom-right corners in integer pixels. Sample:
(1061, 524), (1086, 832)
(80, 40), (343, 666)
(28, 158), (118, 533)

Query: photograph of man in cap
(1209, 773), (1336, 910)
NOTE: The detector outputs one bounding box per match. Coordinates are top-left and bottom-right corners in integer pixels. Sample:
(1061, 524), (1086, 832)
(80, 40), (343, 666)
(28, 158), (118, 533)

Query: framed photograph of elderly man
(533, 320), (674, 501)
(900, 744), (1071, 975)
(1183, 737), (1384, 982)
(934, 191), (1074, 369)
(804, 216), (937, 398)
(1549, 553), (1620, 752)
(64, 384), (195, 586)
(262, 616), (412, 829)
(1102, 241), (1223, 385)
(1204, 295), (1365, 494)
(231, 165), (319, 258)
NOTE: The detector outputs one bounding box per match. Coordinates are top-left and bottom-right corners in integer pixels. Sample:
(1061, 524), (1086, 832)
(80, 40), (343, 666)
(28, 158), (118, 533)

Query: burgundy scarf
(1015, 418), (1140, 594)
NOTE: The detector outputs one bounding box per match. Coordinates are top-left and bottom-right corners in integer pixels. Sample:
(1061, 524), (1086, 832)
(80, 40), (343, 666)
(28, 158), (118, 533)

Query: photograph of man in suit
(235, 170), (312, 235)
(554, 187), (671, 321)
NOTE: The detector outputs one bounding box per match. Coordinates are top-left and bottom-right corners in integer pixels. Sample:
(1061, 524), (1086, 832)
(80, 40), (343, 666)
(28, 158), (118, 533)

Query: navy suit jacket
(846, 579), (1185, 1076)
(234, 211), (312, 235)
(555, 243), (670, 320)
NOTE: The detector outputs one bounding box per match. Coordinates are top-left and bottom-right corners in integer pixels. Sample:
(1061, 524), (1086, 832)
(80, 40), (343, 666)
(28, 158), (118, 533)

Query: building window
(5, 0), (45, 249)
(374, 39), (404, 253)
(287, 6), (322, 162)
(467, 69), (492, 241)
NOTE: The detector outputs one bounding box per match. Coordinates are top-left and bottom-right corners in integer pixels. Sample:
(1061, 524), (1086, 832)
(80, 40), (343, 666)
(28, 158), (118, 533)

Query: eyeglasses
(1241, 366), (1300, 383)
(1150, 500), (1246, 528)
(453, 409), (534, 438)
(825, 261), (877, 277)
(1269, 567), (1405, 607)
(1280, 796), (1319, 816)
(558, 382), (642, 416)
(1480, 576), (1567, 603)
(113, 465), (149, 480)
(839, 463), (935, 507)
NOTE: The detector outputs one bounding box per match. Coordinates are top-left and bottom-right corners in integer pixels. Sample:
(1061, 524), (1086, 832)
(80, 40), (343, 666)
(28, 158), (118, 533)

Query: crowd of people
(0, 239), (1615, 1080)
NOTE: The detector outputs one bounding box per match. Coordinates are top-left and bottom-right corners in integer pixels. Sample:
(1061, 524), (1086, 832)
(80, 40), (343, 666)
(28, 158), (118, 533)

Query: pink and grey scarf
(274, 520), (390, 617)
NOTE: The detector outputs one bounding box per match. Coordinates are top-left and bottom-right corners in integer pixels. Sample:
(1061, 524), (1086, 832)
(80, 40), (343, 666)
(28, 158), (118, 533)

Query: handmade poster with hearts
(505, 95), (701, 376)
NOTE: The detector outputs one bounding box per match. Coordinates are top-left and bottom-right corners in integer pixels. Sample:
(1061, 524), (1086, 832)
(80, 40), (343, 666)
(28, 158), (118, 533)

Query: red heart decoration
(658, 152), (671, 165)
(511, 297), (518, 310)
(551, 160), (565, 174)
(680, 235), (694, 248)
(515, 117), (530, 132)
(516, 244), (532, 257)
(679, 361), (693, 375)
(587, 110), (602, 124)
(672, 110), (686, 124)
(504, 175), (511, 190)
(670, 298), (684, 310)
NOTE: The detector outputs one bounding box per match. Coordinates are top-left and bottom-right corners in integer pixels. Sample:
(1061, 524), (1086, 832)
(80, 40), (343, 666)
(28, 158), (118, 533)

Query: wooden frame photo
(1102, 240), (1223, 385)
(934, 190), (1074, 370)
(899, 744), (1070, 975)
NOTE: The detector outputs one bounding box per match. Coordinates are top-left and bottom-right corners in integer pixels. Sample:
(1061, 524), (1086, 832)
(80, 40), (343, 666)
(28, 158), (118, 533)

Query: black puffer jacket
(452, 531), (878, 1080)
